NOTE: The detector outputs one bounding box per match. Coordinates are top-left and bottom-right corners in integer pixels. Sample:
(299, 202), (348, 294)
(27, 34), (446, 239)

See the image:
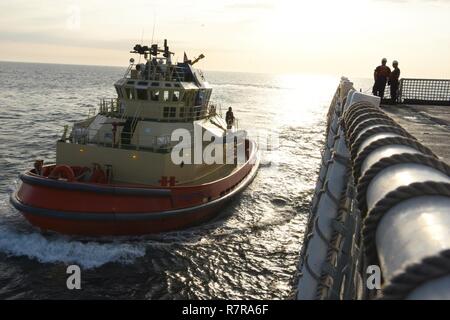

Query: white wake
(0, 225), (146, 269)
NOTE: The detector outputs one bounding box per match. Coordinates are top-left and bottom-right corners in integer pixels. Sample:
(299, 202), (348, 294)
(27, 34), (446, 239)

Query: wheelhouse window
(173, 91), (180, 102)
(150, 90), (159, 101)
(137, 89), (148, 100)
(163, 91), (170, 102)
(163, 107), (169, 118)
(115, 86), (123, 98)
(163, 107), (177, 118)
(195, 90), (205, 105)
(125, 87), (135, 100)
(182, 91), (189, 102)
(179, 107), (185, 118)
(184, 90), (194, 105)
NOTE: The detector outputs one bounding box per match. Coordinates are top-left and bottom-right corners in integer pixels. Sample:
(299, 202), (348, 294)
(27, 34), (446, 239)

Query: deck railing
(70, 128), (185, 153)
(95, 98), (237, 126)
(69, 126), (241, 153)
(98, 98), (121, 115)
(69, 99), (239, 152)
(384, 78), (450, 105)
(126, 64), (190, 82)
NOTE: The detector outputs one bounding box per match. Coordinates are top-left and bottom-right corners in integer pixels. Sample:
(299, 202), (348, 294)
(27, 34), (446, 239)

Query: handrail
(130, 104), (142, 140)
(68, 116), (240, 153)
(384, 78), (450, 105)
(399, 78), (450, 105)
(99, 97), (121, 115)
(69, 128), (180, 152)
(126, 64), (190, 82)
(74, 99), (239, 152)
(97, 98), (212, 122)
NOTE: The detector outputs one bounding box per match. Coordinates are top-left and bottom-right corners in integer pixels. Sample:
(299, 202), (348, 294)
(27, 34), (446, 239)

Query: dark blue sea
(0, 61), (371, 299)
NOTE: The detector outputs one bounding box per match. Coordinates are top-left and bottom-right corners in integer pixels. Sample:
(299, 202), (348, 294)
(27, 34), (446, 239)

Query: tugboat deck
(381, 104), (450, 164)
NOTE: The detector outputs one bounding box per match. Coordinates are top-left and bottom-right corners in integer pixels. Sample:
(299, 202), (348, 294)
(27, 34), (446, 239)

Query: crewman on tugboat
(34, 160), (44, 175)
(372, 58), (391, 100)
(226, 107), (235, 129)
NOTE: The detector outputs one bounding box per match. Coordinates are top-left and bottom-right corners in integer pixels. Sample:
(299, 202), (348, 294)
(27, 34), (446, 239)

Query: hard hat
(393, 60), (398, 65)
(382, 58), (387, 63)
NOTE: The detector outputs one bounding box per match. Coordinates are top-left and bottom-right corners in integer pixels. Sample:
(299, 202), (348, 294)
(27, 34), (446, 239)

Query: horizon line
(0, 59), (376, 79)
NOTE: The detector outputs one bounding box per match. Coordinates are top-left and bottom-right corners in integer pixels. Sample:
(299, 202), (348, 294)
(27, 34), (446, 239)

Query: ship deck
(381, 103), (450, 164)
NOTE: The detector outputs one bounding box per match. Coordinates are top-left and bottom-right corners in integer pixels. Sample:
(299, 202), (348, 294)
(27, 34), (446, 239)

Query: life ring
(89, 167), (106, 183)
(41, 166), (52, 177)
(72, 166), (91, 181)
(48, 165), (75, 182)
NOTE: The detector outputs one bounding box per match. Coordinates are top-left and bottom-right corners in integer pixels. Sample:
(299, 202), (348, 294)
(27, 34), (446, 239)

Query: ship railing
(98, 98), (122, 115)
(68, 122), (241, 153)
(70, 128), (194, 153)
(208, 102), (223, 117)
(176, 105), (209, 122)
(383, 78), (450, 105)
(208, 101), (240, 130)
(87, 107), (97, 118)
(95, 100), (233, 125)
(126, 64), (189, 82)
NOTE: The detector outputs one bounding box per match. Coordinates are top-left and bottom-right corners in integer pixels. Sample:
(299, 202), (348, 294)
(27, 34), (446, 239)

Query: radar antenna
(130, 39), (174, 61)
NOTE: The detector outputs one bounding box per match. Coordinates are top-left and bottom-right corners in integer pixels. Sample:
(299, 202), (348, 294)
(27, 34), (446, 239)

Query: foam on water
(0, 225), (146, 269)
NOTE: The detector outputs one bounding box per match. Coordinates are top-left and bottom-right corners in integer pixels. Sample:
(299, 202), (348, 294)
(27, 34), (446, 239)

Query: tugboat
(10, 40), (260, 236)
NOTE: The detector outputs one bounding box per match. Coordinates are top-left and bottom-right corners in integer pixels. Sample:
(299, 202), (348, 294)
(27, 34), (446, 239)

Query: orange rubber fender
(48, 165), (75, 182)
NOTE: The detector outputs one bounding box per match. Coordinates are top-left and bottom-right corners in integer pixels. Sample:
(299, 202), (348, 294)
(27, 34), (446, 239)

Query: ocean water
(0, 61), (371, 299)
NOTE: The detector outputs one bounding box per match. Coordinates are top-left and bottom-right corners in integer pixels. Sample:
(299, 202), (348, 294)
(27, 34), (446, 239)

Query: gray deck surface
(381, 104), (450, 164)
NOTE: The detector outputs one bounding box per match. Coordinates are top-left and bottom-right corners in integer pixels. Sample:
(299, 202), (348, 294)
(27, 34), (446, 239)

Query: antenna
(151, 12), (156, 44)
(138, 28), (144, 64)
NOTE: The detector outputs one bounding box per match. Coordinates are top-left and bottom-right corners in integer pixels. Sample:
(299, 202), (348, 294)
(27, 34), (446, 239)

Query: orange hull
(11, 142), (260, 236)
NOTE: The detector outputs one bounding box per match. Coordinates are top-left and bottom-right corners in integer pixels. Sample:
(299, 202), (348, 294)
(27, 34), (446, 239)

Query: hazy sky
(0, 0), (449, 78)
